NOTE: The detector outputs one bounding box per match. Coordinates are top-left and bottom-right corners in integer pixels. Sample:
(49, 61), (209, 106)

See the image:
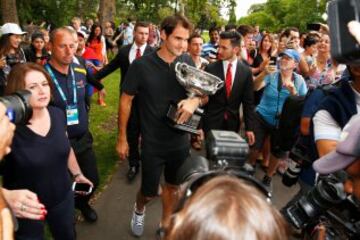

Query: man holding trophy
(116, 15), (213, 237)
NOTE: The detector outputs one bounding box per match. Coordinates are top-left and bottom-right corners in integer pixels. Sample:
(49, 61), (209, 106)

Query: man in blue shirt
(248, 49), (308, 189)
(201, 26), (220, 63)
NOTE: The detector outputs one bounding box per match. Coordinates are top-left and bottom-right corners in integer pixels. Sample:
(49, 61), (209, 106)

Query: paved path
(76, 153), (299, 240)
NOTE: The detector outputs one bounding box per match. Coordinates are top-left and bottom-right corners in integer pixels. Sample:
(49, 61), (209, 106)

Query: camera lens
(0, 90), (32, 124)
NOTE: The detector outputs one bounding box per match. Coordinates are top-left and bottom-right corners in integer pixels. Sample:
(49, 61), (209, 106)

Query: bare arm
(67, 147), (93, 186)
(116, 93), (134, 160)
(316, 139), (338, 157)
(253, 70), (268, 91)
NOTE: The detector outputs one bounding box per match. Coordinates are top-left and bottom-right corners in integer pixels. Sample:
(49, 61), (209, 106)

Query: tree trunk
(1, 0), (19, 24)
(98, 0), (116, 28)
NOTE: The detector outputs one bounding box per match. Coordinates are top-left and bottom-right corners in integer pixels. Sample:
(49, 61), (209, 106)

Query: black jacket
(203, 60), (255, 133)
(94, 43), (154, 89)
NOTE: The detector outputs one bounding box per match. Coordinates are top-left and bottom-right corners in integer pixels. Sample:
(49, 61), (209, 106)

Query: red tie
(135, 48), (141, 59)
(225, 63), (232, 98)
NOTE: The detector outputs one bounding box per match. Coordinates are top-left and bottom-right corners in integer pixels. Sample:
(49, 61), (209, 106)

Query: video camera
(328, 0), (360, 64)
(175, 130), (272, 203)
(282, 173), (360, 239)
(0, 90), (32, 124)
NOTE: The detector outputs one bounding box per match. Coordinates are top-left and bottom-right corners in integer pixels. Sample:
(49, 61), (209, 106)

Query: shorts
(141, 148), (189, 197)
(252, 112), (287, 159)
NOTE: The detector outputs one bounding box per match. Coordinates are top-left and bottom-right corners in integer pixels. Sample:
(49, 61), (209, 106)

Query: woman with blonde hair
(167, 175), (289, 240)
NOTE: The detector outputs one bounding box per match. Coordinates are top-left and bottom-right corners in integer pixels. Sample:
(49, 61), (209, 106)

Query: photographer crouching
(282, 115), (360, 239)
(0, 102), (16, 239)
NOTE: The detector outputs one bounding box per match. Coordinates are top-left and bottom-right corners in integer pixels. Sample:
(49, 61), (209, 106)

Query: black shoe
(79, 204), (98, 222)
(127, 166), (139, 182)
(262, 175), (273, 193)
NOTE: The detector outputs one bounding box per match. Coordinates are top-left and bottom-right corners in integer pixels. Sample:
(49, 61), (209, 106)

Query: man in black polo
(46, 27), (99, 222)
(95, 21), (154, 181)
(117, 15), (206, 237)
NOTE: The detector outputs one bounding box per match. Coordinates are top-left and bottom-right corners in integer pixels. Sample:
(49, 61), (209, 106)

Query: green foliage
(16, 0), (99, 27)
(89, 72), (120, 186)
(239, 0), (329, 32)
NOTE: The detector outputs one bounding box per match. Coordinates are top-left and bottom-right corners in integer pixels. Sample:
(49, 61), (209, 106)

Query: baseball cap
(279, 49), (300, 63)
(1, 23), (27, 35)
(313, 114), (360, 174)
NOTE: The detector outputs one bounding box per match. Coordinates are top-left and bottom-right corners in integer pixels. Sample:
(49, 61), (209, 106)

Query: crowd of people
(0, 12), (359, 240)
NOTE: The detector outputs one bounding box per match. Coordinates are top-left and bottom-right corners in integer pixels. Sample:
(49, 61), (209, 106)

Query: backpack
(277, 83), (336, 152)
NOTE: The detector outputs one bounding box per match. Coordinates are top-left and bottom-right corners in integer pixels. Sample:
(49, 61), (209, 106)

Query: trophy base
(166, 103), (203, 134)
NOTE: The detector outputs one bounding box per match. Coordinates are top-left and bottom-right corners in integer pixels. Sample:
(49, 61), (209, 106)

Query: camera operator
(0, 103), (15, 159)
(0, 102), (15, 239)
(166, 175), (289, 240)
(313, 114), (360, 203)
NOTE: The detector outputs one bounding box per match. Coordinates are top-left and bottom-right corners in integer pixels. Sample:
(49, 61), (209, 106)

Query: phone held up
(72, 182), (92, 195)
(269, 56), (277, 66)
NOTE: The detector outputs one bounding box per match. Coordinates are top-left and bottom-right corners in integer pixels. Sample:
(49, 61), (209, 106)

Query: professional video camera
(0, 90), (32, 124)
(175, 130), (272, 201)
(282, 173), (360, 239)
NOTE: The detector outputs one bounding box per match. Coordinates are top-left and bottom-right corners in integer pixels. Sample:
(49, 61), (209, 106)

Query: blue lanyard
(45, 64), (77, 105)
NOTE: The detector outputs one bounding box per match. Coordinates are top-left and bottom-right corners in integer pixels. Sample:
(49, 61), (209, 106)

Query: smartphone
(72, 182), (92, 194)
(269, 56), (277, 66)
(307, 23), (321, 31)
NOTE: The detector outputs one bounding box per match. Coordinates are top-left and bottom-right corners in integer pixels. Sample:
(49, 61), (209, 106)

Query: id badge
(66, 105), (79, 126)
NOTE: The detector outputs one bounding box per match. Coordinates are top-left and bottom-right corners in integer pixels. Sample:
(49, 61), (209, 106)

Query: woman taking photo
(1, 63), (92, 240)
(306, 33), (344, 89)
(0, 23), (27, 96)
(251, 33), (275, 104)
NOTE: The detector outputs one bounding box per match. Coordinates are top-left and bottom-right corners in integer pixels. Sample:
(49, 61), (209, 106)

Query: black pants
(127, 97), (141, 168)
(16, 191), (75, 240)
(70, 131), (99, 209)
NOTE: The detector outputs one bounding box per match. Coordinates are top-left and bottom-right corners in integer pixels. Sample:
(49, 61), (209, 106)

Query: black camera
(282, 139), (312, 187)
(328, 0), (360, 64)
(282, 173), (360, 239)
(0, 90), (32, 124)
(175, 130), (271, 200)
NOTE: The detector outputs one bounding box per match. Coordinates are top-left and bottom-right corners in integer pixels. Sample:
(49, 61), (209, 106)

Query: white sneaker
(130, 205), (145, 237)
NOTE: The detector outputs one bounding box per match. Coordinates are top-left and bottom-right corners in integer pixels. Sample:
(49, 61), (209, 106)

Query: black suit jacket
(203, 60), (255, 133)
(94, 44), (154, 88)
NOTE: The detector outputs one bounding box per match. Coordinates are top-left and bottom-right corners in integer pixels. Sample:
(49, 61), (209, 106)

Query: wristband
(73, 173), (82, 179)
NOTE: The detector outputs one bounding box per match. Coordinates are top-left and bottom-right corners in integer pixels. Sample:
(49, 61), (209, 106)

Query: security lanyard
(45, 64), (77, 105)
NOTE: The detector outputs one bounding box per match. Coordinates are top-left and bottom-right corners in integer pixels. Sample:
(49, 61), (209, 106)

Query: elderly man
(248, 49), (308, 189)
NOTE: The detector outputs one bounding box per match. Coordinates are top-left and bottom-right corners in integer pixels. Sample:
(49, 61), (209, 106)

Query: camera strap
(45, 64), (77, 105)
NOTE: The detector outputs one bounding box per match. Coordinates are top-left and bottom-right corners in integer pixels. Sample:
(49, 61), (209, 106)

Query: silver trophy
(166, 62), (224, 134)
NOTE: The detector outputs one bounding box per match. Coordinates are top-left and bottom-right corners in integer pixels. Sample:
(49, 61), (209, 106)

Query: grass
(88, 71), (121, 188)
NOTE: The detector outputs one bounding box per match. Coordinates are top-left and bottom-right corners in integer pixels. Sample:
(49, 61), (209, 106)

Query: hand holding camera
(348, 21), (360, 45)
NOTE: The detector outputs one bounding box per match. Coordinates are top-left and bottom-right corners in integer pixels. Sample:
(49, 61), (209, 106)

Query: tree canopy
(1, 0), (330, 32)
(238, 0), (329, 32)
